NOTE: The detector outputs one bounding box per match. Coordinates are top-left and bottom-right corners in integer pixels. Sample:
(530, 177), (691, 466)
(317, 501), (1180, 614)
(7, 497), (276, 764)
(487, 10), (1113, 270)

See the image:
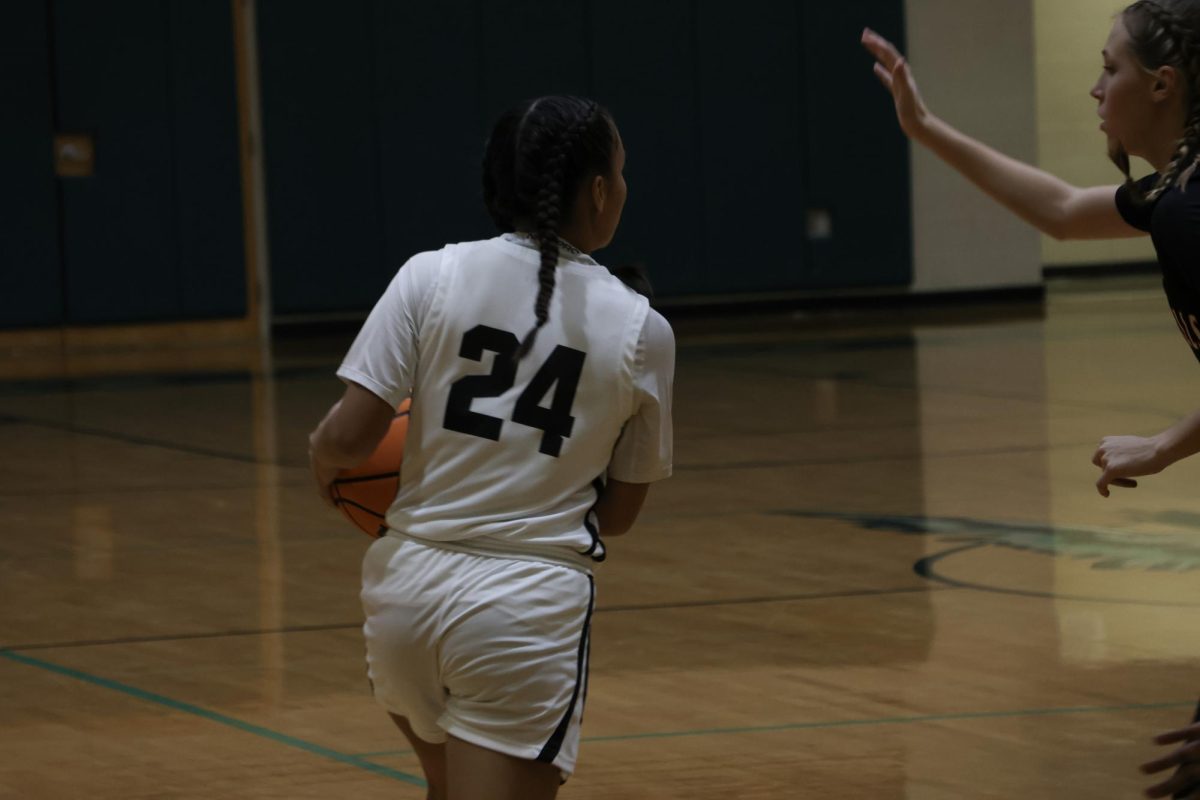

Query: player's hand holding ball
(328, 399), (410, 536)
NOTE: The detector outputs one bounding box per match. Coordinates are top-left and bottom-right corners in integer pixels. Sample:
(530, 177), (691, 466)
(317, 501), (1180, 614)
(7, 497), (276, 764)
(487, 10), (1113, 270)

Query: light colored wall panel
(1034, 0), (1156, 266)
(905, 0), (1043, 291)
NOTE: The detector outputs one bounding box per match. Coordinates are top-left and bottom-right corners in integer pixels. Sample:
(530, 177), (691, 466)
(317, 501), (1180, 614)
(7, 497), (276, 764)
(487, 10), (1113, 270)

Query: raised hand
(861, 27), (931, 141)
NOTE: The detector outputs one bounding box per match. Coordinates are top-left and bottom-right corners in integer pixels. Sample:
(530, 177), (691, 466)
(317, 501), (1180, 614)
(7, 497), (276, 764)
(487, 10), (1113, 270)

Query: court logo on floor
(774, 510), (1200, 605)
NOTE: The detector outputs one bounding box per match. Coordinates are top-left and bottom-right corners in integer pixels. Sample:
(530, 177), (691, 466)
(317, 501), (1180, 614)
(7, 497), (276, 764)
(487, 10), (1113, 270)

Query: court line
(0, 414), (270, 465)
(1, 622), (364, 652)
(720, 358), (1190, 422)
(3, 380), (1158, 480)
(351, 699), (1197, 758)
(915, 544), (1200, 608)
(1, 586), (946, 652)
(675, 441), (1102, 473)
(0, 364), (334, 398)
(2, 408), (1062, 476)
(0, 649), (425, 789)
(0, 477), (313, 499)
(599, 584), (943, 612)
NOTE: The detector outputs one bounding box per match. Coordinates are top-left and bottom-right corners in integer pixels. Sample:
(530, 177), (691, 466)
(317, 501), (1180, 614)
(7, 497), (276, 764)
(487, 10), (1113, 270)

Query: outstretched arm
(862, 28), (1145, 241)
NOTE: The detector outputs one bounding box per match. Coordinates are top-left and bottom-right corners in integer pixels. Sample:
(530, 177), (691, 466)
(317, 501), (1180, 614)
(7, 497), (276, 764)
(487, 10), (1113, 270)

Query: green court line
(352, 699), (1196, 758)
(0, 650), (425, 789)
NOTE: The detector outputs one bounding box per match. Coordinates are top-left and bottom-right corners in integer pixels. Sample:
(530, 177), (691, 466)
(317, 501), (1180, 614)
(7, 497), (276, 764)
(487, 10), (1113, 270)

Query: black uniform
(1117, 173), (1200, 798)
(1117, 173), (1200, 364)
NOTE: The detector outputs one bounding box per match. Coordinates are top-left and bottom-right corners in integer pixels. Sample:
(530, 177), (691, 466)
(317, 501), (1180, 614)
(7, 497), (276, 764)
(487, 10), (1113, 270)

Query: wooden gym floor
(2, 275), (1199, 798)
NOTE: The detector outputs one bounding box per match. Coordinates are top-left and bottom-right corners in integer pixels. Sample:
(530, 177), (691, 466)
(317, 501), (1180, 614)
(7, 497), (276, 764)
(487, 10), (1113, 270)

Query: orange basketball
(331, 398), (410, 537)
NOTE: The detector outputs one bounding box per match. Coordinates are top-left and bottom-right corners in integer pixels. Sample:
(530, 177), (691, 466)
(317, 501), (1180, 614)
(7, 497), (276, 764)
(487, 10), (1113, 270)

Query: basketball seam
(333, 497), (387, 519)
(332, 471), (399, 485)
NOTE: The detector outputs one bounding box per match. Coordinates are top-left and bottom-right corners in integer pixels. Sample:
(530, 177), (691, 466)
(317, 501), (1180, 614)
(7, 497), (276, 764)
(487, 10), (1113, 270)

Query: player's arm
(594, 479), (650, 537)
(862, 28), (1145, 241)
(601, 310), (675, 536)
(1093, 409), (1200, 497)
(308, 382), (394, 504)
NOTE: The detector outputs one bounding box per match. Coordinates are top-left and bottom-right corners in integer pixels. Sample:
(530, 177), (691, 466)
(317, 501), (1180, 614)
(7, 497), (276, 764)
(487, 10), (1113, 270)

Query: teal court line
(353, 699), (1196, 758)
(7, 647), (1190, 773)
(0, 650), (425, 789)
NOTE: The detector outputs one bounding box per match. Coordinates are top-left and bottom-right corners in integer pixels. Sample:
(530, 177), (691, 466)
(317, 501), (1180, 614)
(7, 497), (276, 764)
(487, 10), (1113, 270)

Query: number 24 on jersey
(442, 324), (586, 457)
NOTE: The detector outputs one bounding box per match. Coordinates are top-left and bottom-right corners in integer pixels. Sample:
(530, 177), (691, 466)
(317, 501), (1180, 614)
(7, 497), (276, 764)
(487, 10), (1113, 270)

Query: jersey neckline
(498, 233), (601, 268)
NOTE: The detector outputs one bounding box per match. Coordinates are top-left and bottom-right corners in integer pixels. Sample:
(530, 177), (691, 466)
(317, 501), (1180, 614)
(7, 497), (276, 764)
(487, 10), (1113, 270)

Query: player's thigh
(439, 560), (593, 775)
(389, 714), (447, 799)
(445, 734), (560, 800)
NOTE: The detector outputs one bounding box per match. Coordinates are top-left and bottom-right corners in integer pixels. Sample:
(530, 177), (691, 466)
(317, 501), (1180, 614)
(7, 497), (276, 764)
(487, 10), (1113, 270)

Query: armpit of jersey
(1114, 173), (1159, 233)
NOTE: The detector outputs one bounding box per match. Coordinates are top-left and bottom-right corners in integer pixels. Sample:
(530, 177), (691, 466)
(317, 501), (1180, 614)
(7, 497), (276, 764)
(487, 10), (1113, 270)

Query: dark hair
(611, 262), (654, 300)
(481, 96), (618, 360)
(1116, 0), (1200, 202)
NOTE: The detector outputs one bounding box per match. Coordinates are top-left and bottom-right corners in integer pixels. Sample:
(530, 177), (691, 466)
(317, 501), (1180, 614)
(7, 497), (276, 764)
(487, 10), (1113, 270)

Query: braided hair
(1116, 0), (1200, 203)
(481, 96), (617, 360)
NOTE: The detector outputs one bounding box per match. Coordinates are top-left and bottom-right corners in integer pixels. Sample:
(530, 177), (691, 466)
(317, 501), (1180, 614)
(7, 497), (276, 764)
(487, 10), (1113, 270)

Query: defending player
(864, 2), (1200, 796)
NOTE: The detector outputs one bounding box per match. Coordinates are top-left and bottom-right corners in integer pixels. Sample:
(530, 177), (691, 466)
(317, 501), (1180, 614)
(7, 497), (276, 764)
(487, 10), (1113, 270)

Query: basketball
(331, 398), (410, 537)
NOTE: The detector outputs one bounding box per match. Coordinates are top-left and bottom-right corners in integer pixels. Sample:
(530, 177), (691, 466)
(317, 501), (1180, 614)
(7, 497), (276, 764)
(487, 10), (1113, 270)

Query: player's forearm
(1152, 410), (1200, 468)
(309, 428), (368, 469)
(917, 115), (1079, 239)
(594, 479), (649, 537)
(309, 401), (379, 468)
(594, 500), (637, 537)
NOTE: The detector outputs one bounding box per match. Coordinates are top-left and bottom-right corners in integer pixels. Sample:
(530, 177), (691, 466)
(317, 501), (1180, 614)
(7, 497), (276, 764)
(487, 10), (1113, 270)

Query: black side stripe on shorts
(536, 575), (596, 764)
(580, 476), (606, 562)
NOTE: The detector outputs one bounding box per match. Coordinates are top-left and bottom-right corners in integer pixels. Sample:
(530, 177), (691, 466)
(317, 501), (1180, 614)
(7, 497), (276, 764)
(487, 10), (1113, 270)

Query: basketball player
(864, 2), (1200, 796)
(308, 96), (674, 799)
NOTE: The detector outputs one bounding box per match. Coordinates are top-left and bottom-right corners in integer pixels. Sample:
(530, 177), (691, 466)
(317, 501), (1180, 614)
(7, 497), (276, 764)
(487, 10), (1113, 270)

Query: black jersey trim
(536, 575), (595, 764)
(579, 476), (607, 562)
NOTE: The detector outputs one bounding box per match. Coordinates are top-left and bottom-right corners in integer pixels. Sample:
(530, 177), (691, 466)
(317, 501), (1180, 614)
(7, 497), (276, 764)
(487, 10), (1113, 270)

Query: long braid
(515, 102), (600, 360)
(1124, 1), (1200, 201)
(1167, 112), (1200, 191)
(1144, 1), (1200, 196)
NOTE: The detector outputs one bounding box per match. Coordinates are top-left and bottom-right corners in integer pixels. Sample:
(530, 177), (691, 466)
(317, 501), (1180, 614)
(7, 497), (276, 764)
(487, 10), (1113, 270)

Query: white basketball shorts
(361, 534), (594, 775)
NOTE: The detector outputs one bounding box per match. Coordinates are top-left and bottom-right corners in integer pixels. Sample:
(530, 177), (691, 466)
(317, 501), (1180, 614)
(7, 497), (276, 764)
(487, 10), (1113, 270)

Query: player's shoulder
(400, 248), (446, 271)
(386, 249), (446, 298)
(641, 307), (675, 358)
(1158, 173), (1200, 213)
(397, 238), (505, 282)
(589, 262), (671, 343)
(404, 237), (503, 264)
(1147, 179), (1200, 247)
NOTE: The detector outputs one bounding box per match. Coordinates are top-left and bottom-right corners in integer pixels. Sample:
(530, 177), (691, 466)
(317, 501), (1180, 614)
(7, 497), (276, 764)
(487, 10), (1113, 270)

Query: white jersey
(337, 234), (674, 569)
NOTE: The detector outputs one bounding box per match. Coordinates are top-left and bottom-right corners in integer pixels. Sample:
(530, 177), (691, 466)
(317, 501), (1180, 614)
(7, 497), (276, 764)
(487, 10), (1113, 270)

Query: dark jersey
(1116, 173), (1200, 363)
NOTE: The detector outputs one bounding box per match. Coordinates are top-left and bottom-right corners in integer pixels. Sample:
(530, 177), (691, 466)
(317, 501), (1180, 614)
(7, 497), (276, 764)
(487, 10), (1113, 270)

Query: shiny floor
(2, 276), (1199, 798)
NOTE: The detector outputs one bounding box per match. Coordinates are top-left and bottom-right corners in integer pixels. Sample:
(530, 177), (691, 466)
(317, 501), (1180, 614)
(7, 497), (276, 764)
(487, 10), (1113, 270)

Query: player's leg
(445, 735), (560, 800)
(362, 539), (454, 798)
(389, 714), (447, 800)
